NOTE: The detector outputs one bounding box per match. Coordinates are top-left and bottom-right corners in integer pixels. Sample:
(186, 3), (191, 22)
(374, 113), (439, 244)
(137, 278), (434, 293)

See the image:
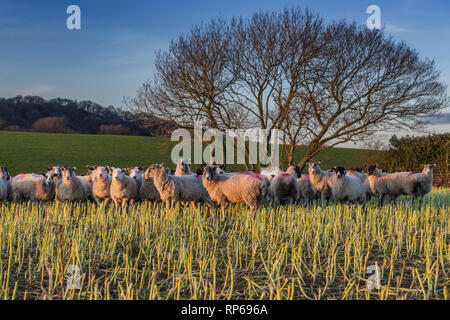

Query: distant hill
(0, 95), (176, 136)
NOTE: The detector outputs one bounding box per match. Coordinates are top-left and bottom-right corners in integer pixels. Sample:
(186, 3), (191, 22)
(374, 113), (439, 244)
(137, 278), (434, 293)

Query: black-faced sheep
(331, 166), (366, 204)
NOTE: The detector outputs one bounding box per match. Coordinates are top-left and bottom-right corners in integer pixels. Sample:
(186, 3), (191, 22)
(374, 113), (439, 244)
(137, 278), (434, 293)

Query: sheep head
(61, 167), (76, 181)
(332, 166), (347, 179)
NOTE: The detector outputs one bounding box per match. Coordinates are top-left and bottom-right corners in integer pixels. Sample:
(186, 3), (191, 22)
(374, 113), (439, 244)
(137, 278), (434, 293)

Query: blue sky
(1, 0), (449, 124)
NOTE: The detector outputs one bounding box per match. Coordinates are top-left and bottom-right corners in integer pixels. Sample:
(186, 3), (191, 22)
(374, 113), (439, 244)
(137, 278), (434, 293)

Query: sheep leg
(221, 202), (229, 221)
(377, 194), (384, 207)
(94, 196), (102, 206)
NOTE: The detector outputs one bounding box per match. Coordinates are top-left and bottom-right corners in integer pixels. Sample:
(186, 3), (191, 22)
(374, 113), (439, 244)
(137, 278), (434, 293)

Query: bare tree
(129, 8), (448, 169)
(293, 21), (447, 169)
(126, 19), (248, 131)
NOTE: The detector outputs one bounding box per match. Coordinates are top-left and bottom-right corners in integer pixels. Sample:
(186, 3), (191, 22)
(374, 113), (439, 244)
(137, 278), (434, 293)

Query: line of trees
(127, 7), (448, 169)
(0, 96), (176, 136)
(384, 134), (449, 186)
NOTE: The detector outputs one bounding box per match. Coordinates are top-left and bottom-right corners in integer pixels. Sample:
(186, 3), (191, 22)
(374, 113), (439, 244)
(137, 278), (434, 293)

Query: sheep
(78, 171), (95, 201)
(307, 162), (335, 204)
(268, 166), (300, 205)
(109, 167), (138, 208)
(346, 168), (374, 200)
(411, 164), (434, 207)
(285, 166), (315, 206)
(127, 167), (144, 200)
(140, 170), (161, 203)
(144, 164), (212, 210)
(202, 165), (265, 220)
(0, 166), (9, 201)
(87, 166), (112, 205)
(56, 167), (85, 203)
(175, 159), (193, 176)
(331, 166), (366, 204)
(11, 172), (56, 203)
(367, 165), (421, 206)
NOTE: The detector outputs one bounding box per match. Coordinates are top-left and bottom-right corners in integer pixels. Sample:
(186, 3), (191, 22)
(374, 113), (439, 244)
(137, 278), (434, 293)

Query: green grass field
(0, 190), (448, 300)
(0, 131), (369, 176)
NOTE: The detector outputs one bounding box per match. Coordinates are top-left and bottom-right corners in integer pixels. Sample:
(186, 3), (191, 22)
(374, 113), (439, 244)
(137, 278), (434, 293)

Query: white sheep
(109, 167), (138, 208)
(202, 165), (265, 220)
(87, 166), (112, 205)
(0, 166), (9, 201)
(144, 164), (212, 209)
(331, 166), (366, 204)
(127, 167), (144, 200)
(78, 171), (95, 201)
(307, 162), (335, 204)
(367, 165), (421, 206)
(11, 172), (56, 202)
(56, 167), (85, 203)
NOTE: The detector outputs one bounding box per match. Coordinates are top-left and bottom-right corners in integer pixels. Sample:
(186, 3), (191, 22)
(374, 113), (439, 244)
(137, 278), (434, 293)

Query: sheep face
(367, 165), (377, 176)
(62, 167), (76, 181)
(422, 164), (434, 175)
(0, 167), (10, 181)
(308, 162), (322, 175)
(332, 166), (347, 179)
(47, 166), (63, 180)
(128, 167), (143, 180)
(93, 166), (109, 180)
(44, 172), (55, 186)
(203, 165), (218, 181)
(286, 165), (302, 178)
(176, 160), (190, 174)
(112, 168), (126, 181)
(144, 165), (164, 180)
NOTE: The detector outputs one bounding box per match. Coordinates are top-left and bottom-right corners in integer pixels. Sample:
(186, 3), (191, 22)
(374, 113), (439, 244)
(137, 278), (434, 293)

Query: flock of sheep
(0, 161), (435, 220)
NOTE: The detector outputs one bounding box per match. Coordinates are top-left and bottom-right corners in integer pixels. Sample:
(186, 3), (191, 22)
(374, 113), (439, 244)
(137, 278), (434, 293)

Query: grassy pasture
(0, 189), (448, 300)
(0, 131), (369, 175)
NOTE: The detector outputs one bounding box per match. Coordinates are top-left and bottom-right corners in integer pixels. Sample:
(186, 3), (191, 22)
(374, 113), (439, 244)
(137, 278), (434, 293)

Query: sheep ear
(72, 167), (77, 171)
